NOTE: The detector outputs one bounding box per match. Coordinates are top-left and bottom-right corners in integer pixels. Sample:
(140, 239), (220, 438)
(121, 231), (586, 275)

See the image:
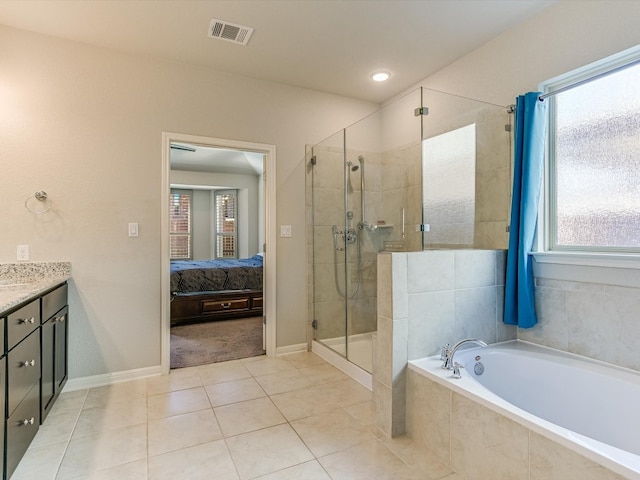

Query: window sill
(532, 251), (640, 289)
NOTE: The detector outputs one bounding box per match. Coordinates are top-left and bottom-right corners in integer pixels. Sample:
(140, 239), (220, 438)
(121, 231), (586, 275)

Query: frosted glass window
(550, 60), (640, 250)
(422, 124), (476, 247)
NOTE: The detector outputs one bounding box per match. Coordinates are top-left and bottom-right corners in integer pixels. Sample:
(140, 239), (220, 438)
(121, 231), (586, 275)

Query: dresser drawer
(202, 297), (249, 313)
(7, 299), (39, 351)
(252, 296), (263, 309)
(8, 329), (41, 416)
(6, 383), (39, 479)
(42, 283), (68, 321)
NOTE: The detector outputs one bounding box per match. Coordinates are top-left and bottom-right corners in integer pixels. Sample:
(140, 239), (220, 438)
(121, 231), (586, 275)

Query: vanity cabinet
(0, 281), (68, 480)
(5, 299), (41, 479)
(40, 284), (68, 422)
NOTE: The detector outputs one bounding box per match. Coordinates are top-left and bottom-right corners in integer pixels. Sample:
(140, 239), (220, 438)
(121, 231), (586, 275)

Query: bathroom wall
(375, 249), (512, 437)
(0, 24), (377, 379)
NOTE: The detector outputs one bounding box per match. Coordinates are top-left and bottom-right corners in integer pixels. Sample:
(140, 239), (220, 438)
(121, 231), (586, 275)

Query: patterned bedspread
(170, 255), (263, 294)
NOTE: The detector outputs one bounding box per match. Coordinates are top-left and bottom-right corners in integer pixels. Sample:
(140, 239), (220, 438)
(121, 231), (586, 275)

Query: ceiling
(170, 144), (264, 177)
(0, 0), (555, 104)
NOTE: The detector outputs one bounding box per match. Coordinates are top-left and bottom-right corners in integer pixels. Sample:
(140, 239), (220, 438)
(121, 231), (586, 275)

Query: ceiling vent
(207, 18), (254, 46)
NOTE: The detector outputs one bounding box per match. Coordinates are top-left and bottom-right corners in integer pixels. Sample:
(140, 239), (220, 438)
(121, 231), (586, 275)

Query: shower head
(346, 161), (359, 172)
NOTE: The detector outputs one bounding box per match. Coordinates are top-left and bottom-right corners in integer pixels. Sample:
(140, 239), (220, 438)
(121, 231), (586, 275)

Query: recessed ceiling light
(371, 71), (391, 82)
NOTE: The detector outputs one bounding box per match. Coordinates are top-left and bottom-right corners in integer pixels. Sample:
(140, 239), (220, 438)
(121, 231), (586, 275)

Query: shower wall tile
(375, 315), (393, 387)
(523, 277), (640, 372)
(391, 254), (408, 320)
(454, 286), (497, 343)
(407, 251), (454, 293)
(407, 291), (455, 360)
(377, 249), (506, 439)
(454, 250), (496, 289)
(495, 287), (517, 342)
(312, 188), (345, 227)
(496, 249), (506, 286)
(519, 286), (568, 351)
(377, 254), (392, 319)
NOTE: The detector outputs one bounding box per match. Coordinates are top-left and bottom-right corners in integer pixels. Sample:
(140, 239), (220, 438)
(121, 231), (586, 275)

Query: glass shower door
(310, 130), (349, 359)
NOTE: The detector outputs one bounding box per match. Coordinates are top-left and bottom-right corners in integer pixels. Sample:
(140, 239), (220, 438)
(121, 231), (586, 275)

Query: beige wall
(0, 25), (377, 378)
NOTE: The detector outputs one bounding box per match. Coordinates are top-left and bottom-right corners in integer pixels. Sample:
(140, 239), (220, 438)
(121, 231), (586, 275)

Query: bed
(170, 254), (263, 326)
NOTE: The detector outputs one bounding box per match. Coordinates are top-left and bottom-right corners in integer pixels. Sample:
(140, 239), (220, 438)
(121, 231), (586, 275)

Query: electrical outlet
(17, 245), (29, 261)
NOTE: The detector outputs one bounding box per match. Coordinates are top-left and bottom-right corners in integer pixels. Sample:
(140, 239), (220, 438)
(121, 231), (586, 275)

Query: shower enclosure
(307, 87), (511, 374)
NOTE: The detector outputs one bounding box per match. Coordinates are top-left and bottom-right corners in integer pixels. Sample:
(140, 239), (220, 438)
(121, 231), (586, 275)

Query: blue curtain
(504, 92), (548, 328)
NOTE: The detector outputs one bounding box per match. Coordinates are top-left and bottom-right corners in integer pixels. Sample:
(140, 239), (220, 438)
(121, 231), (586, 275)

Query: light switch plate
(280, 225), (292, 238)
(128, 223), (139, 237)
(17, 245), (29, 261)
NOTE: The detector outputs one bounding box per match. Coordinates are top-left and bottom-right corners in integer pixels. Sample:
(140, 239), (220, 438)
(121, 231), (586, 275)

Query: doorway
(161, 132), (276, 374)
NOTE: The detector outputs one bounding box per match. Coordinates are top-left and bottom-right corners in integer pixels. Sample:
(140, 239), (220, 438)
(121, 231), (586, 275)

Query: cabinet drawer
(8, 329), (41, 416)
(202, 297), (249, 313)
(6, 383), (39, 479)
(7, 300), (39, 351)
(42, 283), (68, 321)
(252, 296), (263, 309)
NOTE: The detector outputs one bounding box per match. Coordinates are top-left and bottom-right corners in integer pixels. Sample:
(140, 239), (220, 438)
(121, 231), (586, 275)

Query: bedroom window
(169, 190), (191, 260)
(215, 190), (237, 259)
(543, 49), (640, 253)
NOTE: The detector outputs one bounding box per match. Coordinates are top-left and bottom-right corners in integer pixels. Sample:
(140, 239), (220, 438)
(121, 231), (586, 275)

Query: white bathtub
(408, 340), (640, 479)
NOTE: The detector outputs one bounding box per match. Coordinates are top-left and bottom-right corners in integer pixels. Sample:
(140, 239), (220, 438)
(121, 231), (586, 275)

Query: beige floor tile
(214, 396), (286, 437)
(300, 363), (349, 384)
(342, 400), (377, 432)
(148, 408), (223, 456)
(10, 440), (67, 480)
(291, 409), (377, 457)
(147, 386), (211, 420)
(205, 377), (266, 407)
(271, 379), (371, 422)
(49, 389), (88, 416)
(66, 460), (147, 480)
(379, 435), (454, 479)
(148, 440), (239, 480)
(83, 380), (147, 409)
(281, 351), (328, 369)
(30, 410), (79, 447)
(72, 396), (147, 438)
(57, 424), (147, 479)
(254, 369), (314, 395)
(318, 439), (424, 480)
(242, 356), (297, 377)
(198, 362), (253, 386)
(254, 460), (332, 480)
(147, 367), (203, 395)
(226, 423), (314, 480)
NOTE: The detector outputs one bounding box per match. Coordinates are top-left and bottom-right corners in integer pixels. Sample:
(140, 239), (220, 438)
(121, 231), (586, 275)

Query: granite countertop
(0, 262), (71, 314)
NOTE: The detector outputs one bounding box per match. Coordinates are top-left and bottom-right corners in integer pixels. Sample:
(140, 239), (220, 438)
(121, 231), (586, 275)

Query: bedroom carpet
(170, 316), (265, 369)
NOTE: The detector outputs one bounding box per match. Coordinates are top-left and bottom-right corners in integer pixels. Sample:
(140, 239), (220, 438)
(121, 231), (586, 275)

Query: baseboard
(275, 343), (308, 356)
(63, 365), (162, 392)
(312, 340), (372, 391)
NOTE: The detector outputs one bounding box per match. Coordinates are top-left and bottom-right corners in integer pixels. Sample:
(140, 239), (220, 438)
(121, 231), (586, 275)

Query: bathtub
(408, 340), (640, 479)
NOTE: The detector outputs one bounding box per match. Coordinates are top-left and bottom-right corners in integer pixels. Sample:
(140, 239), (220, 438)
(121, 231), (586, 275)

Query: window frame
(536, 45), (640, 263)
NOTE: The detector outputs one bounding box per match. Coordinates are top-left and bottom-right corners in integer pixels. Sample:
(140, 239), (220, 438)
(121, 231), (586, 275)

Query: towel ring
(25, 191), (51, 214)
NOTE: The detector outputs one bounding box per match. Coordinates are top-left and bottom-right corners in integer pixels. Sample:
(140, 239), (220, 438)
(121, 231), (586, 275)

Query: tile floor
(12, 352), (464, 480)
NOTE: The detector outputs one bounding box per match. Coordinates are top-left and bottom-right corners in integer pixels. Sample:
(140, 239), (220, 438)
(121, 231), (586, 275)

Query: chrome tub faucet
(441, 338), (488, 371)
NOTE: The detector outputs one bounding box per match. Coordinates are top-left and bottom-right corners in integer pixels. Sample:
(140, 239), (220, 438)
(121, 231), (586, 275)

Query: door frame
(161, 132), (277, 374)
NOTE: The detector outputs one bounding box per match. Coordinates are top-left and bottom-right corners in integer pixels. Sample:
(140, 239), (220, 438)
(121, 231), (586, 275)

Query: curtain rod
(539, 57), (640, 101)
